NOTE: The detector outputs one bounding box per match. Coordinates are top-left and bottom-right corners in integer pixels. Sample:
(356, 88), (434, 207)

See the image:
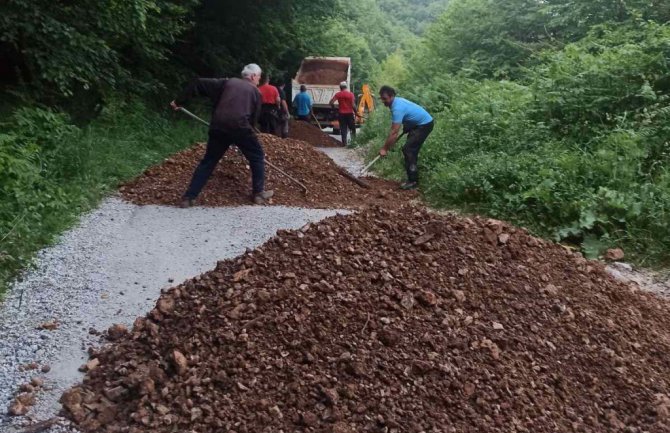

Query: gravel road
(0, 197), (343, 432)
(316, 146), (367, 175)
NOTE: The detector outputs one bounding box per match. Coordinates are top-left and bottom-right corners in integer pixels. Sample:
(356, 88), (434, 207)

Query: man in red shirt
(258, 74), (281, 135)
(329, 81), (356, 144)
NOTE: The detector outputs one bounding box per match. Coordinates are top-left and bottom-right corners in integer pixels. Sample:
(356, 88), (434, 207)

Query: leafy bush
(0, 102), (202, 294)
(530, 23), (670, 141)
(0, 0), (197, 98)
(363, 17), (670, 263)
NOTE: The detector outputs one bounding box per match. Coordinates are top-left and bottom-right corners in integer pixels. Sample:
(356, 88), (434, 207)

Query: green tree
(377, 0), (450, 35)
(543, 0), (670, 41)
(0, 0), (197, 99)
(422, 0), (552, 79)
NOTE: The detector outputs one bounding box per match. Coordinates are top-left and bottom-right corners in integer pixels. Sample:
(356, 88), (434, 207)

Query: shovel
(360, 131), (407, 176)
(311, 112), (323, 130)
(177, 107), (308, 194)
(360, 156), (380, 176)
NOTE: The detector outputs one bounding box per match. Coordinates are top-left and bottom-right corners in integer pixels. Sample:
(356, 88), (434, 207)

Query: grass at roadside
(0, 100), (204, 296)
(357, 102), (670, 266)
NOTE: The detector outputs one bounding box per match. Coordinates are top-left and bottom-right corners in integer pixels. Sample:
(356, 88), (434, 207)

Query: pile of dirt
(296, 59), (348, 85)
(289, 120), (343, 148)
(119, 134), (414, 209)
(61, 206), (670, 433)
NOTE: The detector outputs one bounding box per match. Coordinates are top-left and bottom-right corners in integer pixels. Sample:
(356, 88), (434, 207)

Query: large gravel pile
(289, 120), (343, 148)
(0, 198), (342, 432)
(61, 206), (670, 433)
(120, 134), (415, 208)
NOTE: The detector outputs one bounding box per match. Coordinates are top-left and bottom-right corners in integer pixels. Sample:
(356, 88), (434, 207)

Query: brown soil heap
(61, 206), (670, 433)
(296, 59), (349, 85)
(119, 134), (413, 208)
(289, 120), (343, 148)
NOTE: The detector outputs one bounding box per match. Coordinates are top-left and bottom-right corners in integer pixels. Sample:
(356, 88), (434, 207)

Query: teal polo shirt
(390, 97), (433, 128)
(293, 92), (312, 116)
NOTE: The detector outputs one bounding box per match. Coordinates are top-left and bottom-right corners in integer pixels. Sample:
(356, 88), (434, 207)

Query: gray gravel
(606, 262), (670, 298)
(0, 197), (343, 432)
(316, 146), (368, 176)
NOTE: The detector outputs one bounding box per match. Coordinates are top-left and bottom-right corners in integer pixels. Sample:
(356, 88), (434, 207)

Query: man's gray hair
(241, 63), (262, 78)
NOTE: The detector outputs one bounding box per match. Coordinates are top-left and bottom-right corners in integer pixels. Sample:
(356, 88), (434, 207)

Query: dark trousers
(280, 113), (289, 138)
(184, 129), (265, 199)
(259, 105), (278, 135)
(296, 114), (310, 121)
(402, 121), (434, 183)
(339, 113), (356, 144)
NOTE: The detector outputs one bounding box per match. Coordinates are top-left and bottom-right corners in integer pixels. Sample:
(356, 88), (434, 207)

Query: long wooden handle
(177, 109), (308, 194)
(264, 158), (308, 194)
(361, 155), (380, 175)
(336, 167), (371, 189)
(177, 107), (209, 127)
(311, 112), (323, 130)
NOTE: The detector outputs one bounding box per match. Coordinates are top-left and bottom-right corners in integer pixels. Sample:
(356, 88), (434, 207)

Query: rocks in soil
(38, 320), (59, 330)
(21, 362), (39, 371)
(8, 399), (29, 416)
(288, 120), (343, 147)
(60, 206), (670, 432)
(172, 350), (188, 375)
(120, 134), (415, 209)
(79, 358), (100, 372)
(106, 324), (128, 341)
(8, 377), (44, 416)
(606, 248), (625, 261)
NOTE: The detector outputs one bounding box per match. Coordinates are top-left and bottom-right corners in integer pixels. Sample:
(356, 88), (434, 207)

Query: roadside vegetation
(362, 0), (670, 264)
(0, 103), (203, 293)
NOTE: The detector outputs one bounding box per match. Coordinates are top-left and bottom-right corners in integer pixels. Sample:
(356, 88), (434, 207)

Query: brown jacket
(175, 77), (261, 131)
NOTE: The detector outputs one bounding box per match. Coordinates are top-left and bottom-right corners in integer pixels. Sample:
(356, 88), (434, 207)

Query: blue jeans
(184, 129), (265, 198)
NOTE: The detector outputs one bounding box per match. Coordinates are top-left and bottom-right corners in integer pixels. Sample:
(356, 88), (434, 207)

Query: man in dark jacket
(170, 63), (274, 206)
(276, 82), (290, 139)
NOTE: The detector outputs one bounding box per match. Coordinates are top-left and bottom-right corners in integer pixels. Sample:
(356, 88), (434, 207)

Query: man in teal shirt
(293, 85), (313, 121)
(378, 85), (434, 190)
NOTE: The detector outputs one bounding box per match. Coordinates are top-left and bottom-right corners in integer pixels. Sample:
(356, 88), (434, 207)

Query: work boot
(400, 181), (418, 190)
(253, 190), (274, 205)
(179, 198), (195, 208)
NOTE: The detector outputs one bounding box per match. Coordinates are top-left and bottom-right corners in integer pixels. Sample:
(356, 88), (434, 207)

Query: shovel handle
(311, 112), (323, 130)
(177, 107), (308, 195)
(176, 107), (209, 127)
(361, 155), (380, 175)
(264, 158), (308, 193)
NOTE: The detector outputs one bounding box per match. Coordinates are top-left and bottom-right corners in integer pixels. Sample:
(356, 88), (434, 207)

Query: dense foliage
(364, 0), (670, 263)
(378, 0), (450, 35)
(0, 0), (197, 101)
(0, 103), (202, 292)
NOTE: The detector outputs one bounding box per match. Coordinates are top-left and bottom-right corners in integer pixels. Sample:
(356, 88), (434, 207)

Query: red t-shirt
(258, 84), (280, 105)
(333, 90), (355, 114)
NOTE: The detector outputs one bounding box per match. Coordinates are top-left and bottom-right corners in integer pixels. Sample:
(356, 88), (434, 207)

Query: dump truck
(291, 56), (351, 131)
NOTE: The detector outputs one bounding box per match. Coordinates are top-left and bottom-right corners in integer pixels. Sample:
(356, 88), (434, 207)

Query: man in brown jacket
(170, 63), (274, 206)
